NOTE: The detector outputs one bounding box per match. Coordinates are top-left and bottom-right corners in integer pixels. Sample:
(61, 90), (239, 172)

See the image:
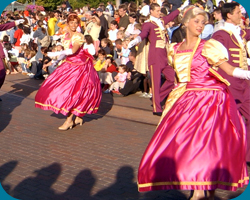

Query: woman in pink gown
(35, 13), (102, 130)
(138, 6), (249, 200)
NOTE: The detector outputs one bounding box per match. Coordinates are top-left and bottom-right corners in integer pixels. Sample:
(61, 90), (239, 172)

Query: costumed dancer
(138, 5), (249, 200)
(0, 19), (24, 101)
(212, 2), (250, 162)
(128, 1), (188, 116)
(35, 13), (102, 130)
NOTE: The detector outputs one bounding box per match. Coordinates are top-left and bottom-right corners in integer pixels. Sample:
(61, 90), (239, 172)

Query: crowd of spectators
(0, 0), (249, 97)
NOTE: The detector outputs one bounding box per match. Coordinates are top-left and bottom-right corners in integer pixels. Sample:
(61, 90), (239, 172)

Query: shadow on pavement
(1, 161), (245, 200)
(0, 78), (42, 132)
(0, 161), (18, 194)
(12, 162), (61, 200)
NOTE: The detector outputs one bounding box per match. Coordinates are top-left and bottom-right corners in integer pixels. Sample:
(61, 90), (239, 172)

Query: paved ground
(0, 74), (249, 200)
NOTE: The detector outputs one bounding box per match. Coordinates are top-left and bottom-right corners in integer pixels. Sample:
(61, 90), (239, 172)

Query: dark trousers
(149, 64), (175, 113)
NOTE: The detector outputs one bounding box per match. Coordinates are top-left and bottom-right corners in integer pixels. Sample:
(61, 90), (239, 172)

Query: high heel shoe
(58, 121), (74, 130)
(75, 117), (83, 126)
(189, 190), (206, 200)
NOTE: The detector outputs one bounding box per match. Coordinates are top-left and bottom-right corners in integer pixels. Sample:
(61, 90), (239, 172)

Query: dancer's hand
(179, 0), (189, 11)
(232, 68), (250, 80)
(128, 36), (142, 49)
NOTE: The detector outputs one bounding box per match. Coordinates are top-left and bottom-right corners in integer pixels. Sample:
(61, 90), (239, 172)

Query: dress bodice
(168, 38), (229, 86)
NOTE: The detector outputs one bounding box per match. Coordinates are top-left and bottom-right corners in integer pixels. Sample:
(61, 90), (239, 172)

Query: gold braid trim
(35, 102), (98, 114)
(209, 68), (230, 86)
(138, 176), (249, 188)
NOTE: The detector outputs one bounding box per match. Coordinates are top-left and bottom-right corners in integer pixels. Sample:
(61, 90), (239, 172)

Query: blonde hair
(178, 5), (208, 24)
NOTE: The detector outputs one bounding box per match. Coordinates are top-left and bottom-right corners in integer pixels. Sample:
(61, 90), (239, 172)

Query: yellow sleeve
(202, 39), (228, 67)
(167, 43), (177, 67)
(71, 33), (84, 46)
(94, 60), (105, 71)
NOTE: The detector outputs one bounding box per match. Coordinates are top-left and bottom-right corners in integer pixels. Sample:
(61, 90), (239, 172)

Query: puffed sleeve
(167, 43), (177, 67)
(71, 33), (84, 46)
(202, 39), (228, 67)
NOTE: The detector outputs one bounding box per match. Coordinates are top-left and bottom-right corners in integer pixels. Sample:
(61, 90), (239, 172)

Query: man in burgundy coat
(128, 3), (181, 116)
(0, 19), (24, 101)
(212, 2), (250, 161)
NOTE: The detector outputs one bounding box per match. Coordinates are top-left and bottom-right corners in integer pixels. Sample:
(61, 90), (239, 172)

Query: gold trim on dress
(186, 88), (220, 91)
(138, 176), (249, 188)
(208, 68), (230, 86)
(35, 102), (98, 114)
(65, 57), (90, 65)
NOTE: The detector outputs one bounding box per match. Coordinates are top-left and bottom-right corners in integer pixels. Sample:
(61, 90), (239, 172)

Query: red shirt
(106, 64), (118, 73)
(14, 29), (23, 46)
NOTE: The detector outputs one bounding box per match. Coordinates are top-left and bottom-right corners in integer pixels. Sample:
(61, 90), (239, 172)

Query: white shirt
(20, 34), (31, 45)
(108, 29), (118, 45)
(222, 22), (243, 47)
(140, 5), (150, 17)
(125, 22), (137, 37)
(83, 43), (96, 56)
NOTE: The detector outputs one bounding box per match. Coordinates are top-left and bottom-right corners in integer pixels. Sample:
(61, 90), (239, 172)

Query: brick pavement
(0, 74), (249, 200)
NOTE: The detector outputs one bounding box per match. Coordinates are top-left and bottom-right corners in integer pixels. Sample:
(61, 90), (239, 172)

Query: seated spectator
(213, 8), (224, 33)
(120, 51), (144, 96)
(104, 64), (129, 94)
(34, 47), (52, 80)
(199, 12), (214, 40)
(14, 23), (24, 53)
(20, 49), (31, 75)
(20, 25), (31, 46)
(83, 35), (95, 56)
(116, 30), (125, 41)
(100, 38), (113, 55)
(3, 42), (19, 74)
(100, 55), (118, 91)
(131, 23), (141, 39)
(108, 20), (119, 46)
(114, 10), (120, 24)
(140, 0), (150, 17)
(118, 39), (130, 65)
(26, 50), (38, 78)
(118, 4), (130, 31)
(94, 49), (106, 72)
(114, 38), (123, 64)
(88, 14), (101, 55)
(125, 12), (137, 38)
(171, 24), (186, 43)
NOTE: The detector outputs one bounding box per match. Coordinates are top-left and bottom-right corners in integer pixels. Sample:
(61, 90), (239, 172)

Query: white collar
(224, 22), (241, 36)
(149, 16), (165, 30)
(222, 22), (244, 49)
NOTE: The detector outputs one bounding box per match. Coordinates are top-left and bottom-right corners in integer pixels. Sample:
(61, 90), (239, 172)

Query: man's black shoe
(153, 112), (162, 116)
(0, 98), (2, 101)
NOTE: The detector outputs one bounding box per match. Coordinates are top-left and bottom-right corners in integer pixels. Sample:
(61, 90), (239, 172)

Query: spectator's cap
(96, 8), (103, 12)
(56, 42), (63, 46)
(40, 11), (46, 15)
